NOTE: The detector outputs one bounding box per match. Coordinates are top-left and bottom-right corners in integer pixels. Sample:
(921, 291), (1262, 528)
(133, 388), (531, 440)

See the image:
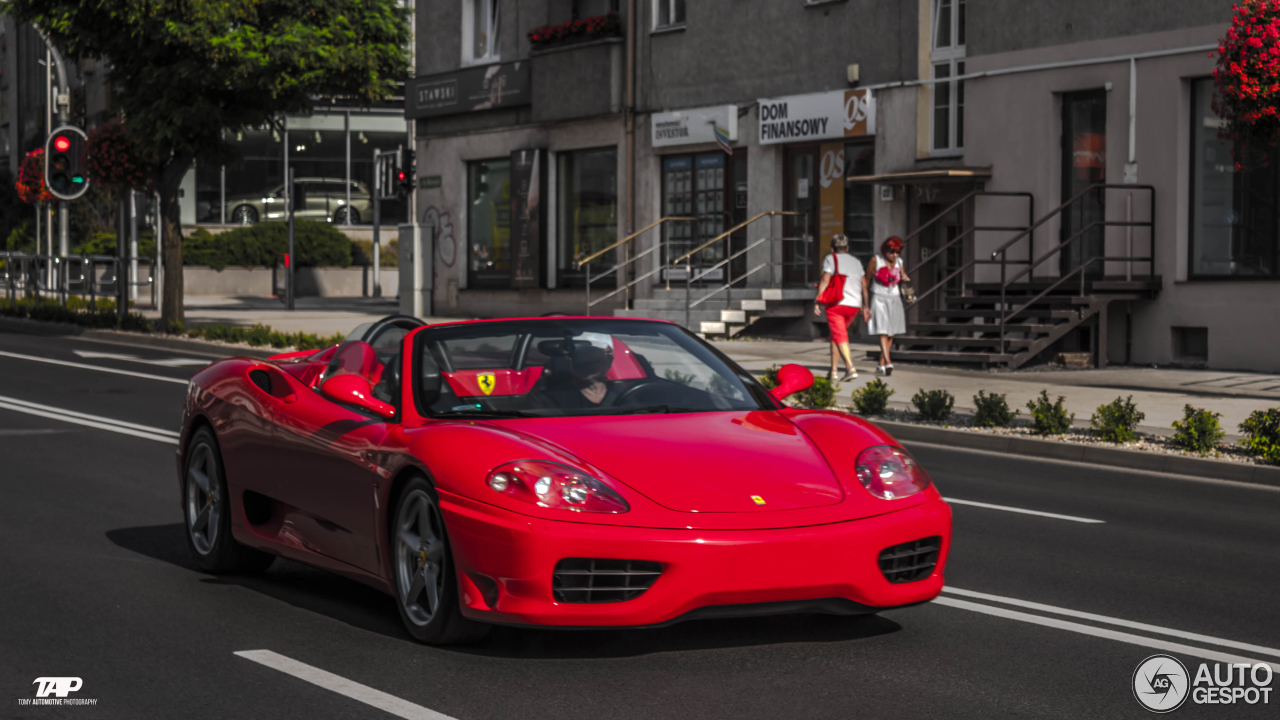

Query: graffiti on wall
(421, 206), (457, 268)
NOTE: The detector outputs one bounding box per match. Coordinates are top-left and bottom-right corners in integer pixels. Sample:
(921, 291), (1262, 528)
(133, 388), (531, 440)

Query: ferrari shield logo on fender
(477, 373), (496, 395)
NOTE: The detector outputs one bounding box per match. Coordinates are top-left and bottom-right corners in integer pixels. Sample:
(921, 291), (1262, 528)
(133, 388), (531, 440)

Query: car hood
(495, 411), (845, 513)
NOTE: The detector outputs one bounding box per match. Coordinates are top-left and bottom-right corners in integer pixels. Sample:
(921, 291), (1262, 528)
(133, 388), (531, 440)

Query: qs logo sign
(819, 148), (846, 189)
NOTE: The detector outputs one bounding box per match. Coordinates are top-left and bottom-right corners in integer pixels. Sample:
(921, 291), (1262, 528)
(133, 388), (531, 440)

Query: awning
(846, 167), (993, 184)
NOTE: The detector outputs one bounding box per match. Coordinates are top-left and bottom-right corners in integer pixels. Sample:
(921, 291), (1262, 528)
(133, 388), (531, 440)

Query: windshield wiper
(432, 407), (541, 419)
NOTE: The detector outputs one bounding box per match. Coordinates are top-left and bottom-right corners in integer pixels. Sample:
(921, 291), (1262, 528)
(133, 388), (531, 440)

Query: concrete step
(633, 298), (733, 311)
(614, 308), (725, 324)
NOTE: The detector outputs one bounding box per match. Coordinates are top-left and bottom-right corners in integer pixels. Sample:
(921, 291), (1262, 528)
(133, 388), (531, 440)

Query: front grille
(552, 558), (663, 603)
(248, 369), (272, 393)
(878, 536), (941, 584)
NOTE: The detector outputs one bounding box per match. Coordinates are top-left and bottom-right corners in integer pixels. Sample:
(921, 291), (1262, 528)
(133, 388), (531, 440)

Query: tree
(8, 1), (409, 326)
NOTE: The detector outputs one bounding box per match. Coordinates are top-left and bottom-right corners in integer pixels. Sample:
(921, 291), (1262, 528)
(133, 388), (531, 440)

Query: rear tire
(231, 204), (258, 224)
(392, 476), (489, 645)
(183, 426), (275, 575)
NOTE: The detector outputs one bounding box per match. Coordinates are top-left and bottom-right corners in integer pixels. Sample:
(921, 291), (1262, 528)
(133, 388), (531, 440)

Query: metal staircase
(884, 183), (1159, 369)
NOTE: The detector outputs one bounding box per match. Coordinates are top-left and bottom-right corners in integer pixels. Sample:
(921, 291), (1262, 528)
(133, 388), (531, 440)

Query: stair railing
(669, 210), (803, 331)
(902, 190), (1036, 310)
(994, 184), (1155, 354)
(579, 216), (696, 315)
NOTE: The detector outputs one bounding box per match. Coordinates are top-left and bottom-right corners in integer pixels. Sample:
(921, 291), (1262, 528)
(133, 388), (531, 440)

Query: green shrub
(1239, 408), (1280, 465)
(851, 378), (894, 415)
(182, 220), (353, 269)
(973, 390), (1017, 427)
(1089, 395), (1145, 443)
(352, 238), (399, 268)
(756, 365), (837, 409)
(71, 230), (158, 259)
(911, 388), (955, 421)
(182, 323), (345, 351)
(1026, 390), (1075, 435)
(0, 297), (150, 331)
(1171, 405), (1225, 455)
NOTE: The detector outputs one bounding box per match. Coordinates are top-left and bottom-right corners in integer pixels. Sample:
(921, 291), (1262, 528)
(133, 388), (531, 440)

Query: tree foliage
(85, 121), (158, 193)
(6, 0), (410, 325)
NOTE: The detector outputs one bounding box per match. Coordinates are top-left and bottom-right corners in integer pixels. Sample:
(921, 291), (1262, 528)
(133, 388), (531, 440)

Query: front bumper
(440, 492), (951, 627)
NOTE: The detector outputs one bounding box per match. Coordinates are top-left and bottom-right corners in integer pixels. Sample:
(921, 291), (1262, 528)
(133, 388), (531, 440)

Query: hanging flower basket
(85, 121), (158, 192)
(16, 149), (53, 205)
(528, 12), (622, 50)
(1213, 0), (1280, 167)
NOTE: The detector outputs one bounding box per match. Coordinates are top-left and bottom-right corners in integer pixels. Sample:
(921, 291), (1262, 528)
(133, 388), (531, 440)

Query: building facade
(410, 1), (1276, 372)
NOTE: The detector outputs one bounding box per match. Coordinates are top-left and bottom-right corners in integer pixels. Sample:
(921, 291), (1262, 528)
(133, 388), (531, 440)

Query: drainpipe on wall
(1124, 57), (1137, 364)
(623, 0), (636, 312)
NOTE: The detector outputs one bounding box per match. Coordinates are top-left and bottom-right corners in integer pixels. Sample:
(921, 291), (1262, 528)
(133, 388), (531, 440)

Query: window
(468, 158), (512, 288)
(557, 148), (618, 287)
(463, 0), (499, 64)
(931, 0), (965, 154)
(1190, 78), (1280, 278)
(843, 142), (875, 259)
(575, 0), (618, 18)
(653, 0), (686, 29)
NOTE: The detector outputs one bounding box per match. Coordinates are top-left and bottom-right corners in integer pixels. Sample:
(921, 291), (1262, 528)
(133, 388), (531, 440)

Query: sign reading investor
(651, 105), (738, 148)
(756, 89), (875, 145)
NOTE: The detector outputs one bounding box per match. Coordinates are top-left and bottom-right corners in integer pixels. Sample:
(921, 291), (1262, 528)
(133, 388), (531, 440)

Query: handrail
(576, 215), (696, 269)
(989, 184), (1152, 261)
(670, 210), (800, 266)
(1004, 217), (1151, 287)
(904, 191), (1034, 276)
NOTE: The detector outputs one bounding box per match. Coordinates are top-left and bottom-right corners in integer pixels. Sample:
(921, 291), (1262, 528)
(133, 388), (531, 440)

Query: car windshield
(414, 319), (770, 418)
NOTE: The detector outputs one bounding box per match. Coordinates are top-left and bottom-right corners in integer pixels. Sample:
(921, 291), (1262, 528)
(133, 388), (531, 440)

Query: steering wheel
(612, 379), (671, 407)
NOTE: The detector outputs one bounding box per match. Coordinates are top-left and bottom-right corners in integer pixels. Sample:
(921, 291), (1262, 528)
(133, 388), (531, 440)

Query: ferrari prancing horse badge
(477, 373), (496, 395)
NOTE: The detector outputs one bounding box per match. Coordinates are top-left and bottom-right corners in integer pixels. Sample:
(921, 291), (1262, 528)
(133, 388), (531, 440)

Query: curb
(877, 419), (1280, 488)
(0, 316), (277, 358)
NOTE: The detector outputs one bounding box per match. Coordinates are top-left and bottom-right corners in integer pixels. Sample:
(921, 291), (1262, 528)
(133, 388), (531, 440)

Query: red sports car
(178, 316), (951, 644)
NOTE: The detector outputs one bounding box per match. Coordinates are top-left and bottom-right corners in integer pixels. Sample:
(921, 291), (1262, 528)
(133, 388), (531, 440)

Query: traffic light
(375, 149), (400, 201)
(45, 126), (90, 200)
(397, 148), (416, 198)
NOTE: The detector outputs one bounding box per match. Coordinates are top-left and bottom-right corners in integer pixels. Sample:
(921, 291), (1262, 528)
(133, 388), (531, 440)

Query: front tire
(392, 476), (489, 645)
(231, 204), (259, 224)
(183, 426), (275, 575)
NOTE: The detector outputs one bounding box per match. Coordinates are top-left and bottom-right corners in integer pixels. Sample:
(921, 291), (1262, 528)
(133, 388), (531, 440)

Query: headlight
(485, 460), (630, 514)
(854, 445), (931, 500)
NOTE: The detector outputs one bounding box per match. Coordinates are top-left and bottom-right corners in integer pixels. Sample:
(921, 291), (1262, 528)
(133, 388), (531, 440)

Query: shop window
(931, 0), (965, 155)
(463, 0), (499, 65)
(662, 153), (728, 281)
(653, 0), (686, 29)
(1190, 78), (1279, 279)
(558, 147), (618, 287)
(468, 158), (512, 288)
(843, 142), (875, 259)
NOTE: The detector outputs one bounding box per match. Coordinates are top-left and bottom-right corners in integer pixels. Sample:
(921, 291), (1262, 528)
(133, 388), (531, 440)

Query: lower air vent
(552, 558), (663, 603)
(248, 369), (272, 393)
(878, 536), (941, 584)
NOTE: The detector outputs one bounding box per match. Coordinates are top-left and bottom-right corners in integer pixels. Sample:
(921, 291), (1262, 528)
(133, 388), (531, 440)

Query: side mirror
(321, 374), (396, 419)
(769, 363), (815, 402)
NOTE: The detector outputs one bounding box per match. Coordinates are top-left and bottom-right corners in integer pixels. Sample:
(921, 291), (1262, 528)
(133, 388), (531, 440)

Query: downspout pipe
(624, 0), (636, 311)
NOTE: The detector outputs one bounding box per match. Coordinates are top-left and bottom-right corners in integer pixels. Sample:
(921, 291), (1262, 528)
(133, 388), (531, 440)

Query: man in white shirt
(812, 234), (867, 382)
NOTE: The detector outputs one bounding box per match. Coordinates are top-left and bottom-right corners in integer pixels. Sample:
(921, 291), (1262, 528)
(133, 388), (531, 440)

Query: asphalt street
(1, 328), (1277, 719)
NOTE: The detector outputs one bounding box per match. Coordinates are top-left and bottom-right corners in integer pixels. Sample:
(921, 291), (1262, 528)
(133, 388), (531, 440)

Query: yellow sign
(751, 495), (766, 505)
(477, 373), (496, 395)
(818, 143), (845, 259)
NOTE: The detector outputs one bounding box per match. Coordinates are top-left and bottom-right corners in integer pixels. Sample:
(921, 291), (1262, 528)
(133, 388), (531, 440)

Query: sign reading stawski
(756, 89), (875, 145)
(651, 105), (738, 148)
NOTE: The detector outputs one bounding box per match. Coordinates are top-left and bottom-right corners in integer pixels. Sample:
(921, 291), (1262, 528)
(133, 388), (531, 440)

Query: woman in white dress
(862, 236), (910, 376)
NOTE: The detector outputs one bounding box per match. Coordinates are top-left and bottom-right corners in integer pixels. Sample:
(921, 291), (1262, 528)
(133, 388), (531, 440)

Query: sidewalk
(143, 296), (1278, 438)
(710, 338), (1280, 438)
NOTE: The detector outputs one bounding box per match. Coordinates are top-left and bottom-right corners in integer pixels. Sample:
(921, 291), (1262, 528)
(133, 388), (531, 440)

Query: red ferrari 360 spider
(178, 316), (951, 644)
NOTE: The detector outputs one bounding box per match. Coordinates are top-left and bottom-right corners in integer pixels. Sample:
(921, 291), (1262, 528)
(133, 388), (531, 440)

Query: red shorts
(825, 305), (860, 344)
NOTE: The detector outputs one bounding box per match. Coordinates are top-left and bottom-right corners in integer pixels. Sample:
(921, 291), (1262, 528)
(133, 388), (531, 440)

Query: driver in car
(570, 345), (613, 405)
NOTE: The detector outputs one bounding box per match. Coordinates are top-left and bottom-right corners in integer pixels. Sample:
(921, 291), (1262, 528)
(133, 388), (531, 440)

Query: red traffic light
(397, 171), (406, 182)
(53, 136), (71, 153)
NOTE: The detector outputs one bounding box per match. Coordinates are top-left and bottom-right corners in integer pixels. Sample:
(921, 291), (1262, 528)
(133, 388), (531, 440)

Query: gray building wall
(967, 0), (1231, 57)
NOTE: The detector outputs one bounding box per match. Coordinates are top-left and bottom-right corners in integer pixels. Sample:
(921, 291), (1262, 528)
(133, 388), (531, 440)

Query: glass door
(1061, 89), (1107, 279)
(662, 153), (729, 285)
(783, 145), (818, 287)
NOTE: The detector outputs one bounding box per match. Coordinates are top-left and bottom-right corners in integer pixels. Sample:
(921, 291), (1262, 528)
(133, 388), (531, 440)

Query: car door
(271, 371), (390, 574)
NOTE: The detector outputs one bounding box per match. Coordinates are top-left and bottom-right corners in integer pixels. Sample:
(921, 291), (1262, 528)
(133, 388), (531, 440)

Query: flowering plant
(1213, 0), (1280, 167)
(16, 149), (53, 204)
(527, 12), (621, 48)
(85, 121), (158, 192)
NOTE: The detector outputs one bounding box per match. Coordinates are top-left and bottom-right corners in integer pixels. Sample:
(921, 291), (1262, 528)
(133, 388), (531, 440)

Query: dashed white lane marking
(933, 596), (1274, 670)
(0, 394), (179, 444)
(942, 497), (1105, 524)
(235, 650), (457, 720)
(0, 349), (189, 384)
(73, 349), (210, 367)
(942, 587), (1280, 659)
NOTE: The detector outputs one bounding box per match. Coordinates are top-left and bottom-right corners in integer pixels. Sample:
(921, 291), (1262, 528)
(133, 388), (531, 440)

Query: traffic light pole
(287, 167), (296, 311)
(38, 30), (72, 263)
(372, 149), (381, 299)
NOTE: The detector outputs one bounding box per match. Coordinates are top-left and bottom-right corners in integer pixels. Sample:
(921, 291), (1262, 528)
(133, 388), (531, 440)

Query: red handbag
(816, 254), (846, 306)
